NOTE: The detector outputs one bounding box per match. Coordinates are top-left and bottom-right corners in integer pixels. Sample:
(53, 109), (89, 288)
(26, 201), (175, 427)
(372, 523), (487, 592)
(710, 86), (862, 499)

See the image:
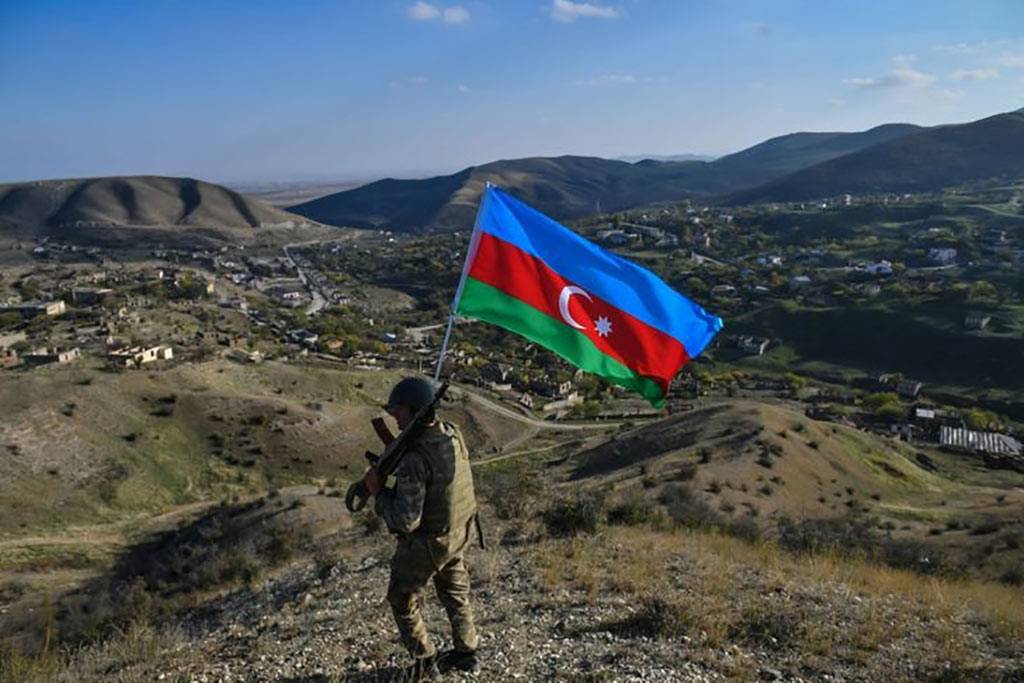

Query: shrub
(543, 491), (607, 537)
(658, 484), (722, 529)
(674, 463), (698, 481)
(1000, 567), (1024, 587)
(615, 596), (689, 639)
(608, 493), (659, 526)
(486, 466), (541, 521)
(777, 515), (875, 556)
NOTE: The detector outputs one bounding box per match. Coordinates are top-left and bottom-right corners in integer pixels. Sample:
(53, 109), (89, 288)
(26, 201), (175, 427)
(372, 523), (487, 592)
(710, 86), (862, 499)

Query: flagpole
(433, 182), (492, 381)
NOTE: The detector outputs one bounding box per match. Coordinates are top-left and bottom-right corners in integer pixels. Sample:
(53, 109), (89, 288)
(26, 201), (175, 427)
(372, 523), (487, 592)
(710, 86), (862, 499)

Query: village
(2, 184), (1022, 479)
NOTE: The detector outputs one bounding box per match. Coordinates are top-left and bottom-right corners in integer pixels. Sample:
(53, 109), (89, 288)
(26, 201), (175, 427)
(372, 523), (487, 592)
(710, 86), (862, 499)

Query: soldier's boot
(399, 655), (441, 682)
(438, 648), (480, 674)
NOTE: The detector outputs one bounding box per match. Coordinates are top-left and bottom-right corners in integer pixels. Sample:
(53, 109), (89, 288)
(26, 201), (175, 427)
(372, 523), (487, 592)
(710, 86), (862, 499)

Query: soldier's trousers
(386, 532), (479, 659)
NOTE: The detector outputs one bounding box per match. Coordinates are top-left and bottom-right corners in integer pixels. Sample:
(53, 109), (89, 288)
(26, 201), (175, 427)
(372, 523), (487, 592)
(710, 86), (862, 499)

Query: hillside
(287, 124), (924, 231)
(6, 443), (1024, 680)
(0, 176), (330, 246)
(729, 110), (1024, 204)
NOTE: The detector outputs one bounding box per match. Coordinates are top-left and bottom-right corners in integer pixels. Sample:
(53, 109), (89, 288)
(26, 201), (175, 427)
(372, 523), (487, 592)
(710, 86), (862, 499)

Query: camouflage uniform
(375, 420), (479, 660)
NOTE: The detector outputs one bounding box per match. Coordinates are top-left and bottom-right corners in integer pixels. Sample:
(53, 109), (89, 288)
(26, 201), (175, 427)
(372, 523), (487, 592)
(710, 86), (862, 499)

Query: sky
(2, 0), (1023, 184)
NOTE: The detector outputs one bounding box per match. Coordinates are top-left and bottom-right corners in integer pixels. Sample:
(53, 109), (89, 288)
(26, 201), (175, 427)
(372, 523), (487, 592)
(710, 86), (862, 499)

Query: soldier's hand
(363, 467), (384, 496)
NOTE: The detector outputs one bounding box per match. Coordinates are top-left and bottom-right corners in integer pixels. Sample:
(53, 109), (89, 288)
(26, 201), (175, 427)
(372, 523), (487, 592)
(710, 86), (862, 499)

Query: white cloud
(997, 53), (1024, 69)
(950, 68), (1000, 81)
(843, 56), (936, 89)
(934, 40), (1009, 55)
(550, 0), (619, 23)
(574, 73), (636, 86)
(407, 2), (469, 24)
(457, 84), (471, 93)
(444, 6), (470, 24)
(406, 1), (440, 21)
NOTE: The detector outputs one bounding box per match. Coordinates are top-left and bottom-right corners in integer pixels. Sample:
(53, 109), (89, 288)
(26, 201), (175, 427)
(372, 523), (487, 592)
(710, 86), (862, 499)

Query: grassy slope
(729, 300), (1024, 399)
(560, 399), (1024, 580)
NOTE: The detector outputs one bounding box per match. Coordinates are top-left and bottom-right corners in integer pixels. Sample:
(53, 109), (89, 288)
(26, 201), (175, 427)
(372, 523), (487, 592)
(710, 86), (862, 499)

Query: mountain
(0, 176), (330, 245)
(288, 155), (714, 231)
(709, 123), (921, 190)
(288, 123), (924, 231)
(729, 111), (1024, 204)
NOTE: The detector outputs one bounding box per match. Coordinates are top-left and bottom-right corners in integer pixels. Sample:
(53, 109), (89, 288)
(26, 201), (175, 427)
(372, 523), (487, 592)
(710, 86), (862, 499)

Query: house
(737, 336), (770, 356)
(790, 275), (812, 287)
(518, 393), (535, 409)
(108, 345), (173, 368)
(0, 300), (66, 317)
(24, 347), (80, 365)
(914, 408), (936, 421)
(286, 329), (319, 347)
(541, 392), (584, 413)
(964, 311), (992, 330)
(71, 288), (114, 305)
(710, 285), (737, 297)
(928, 248), (957, 265)
(557, 380), (574, 396)
(940, 426), (1022, 457)
(757, 255), (783, 267)
(1, 348), (20, 368)
(864, 260), (893, 276)
(596, 230), (636, 246)
(897, 380), (922, 399)
(480, 362), (513, 384)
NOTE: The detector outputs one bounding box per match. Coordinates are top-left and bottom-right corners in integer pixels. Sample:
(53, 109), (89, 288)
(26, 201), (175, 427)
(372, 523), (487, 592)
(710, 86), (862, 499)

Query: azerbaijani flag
(454, 185), (723, 408)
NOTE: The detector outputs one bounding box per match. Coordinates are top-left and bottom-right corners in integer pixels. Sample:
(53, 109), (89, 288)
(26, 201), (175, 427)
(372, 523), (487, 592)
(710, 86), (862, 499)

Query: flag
(454, 185), (723, 408)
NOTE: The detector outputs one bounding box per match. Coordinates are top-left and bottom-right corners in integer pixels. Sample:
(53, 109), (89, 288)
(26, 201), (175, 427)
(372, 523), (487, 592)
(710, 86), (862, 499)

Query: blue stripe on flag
(477, 186), (723, 358)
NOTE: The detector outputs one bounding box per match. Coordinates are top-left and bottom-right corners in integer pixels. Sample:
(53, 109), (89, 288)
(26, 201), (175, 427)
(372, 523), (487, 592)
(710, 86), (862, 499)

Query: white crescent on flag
(558, 285), (591, 330)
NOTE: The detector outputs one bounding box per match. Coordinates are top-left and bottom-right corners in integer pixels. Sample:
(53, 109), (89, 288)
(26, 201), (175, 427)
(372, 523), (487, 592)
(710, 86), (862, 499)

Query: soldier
(362, 376), (481, 680)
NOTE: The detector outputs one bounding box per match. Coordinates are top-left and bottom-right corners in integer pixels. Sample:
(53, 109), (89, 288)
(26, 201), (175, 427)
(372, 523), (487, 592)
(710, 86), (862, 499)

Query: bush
(615, 596), (690, 639)
(608, 493), (659, 526)
(485, 466), (541, 521)
(543, 491), (606, 537)
(658, 484), (722, 529)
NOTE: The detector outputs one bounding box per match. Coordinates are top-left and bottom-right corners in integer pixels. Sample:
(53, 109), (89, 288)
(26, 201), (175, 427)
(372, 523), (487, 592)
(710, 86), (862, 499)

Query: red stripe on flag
(467, 231), (690, 393)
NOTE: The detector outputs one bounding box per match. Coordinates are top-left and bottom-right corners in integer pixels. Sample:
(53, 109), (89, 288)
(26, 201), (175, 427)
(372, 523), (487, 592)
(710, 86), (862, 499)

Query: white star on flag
(595, 316), (613, 337)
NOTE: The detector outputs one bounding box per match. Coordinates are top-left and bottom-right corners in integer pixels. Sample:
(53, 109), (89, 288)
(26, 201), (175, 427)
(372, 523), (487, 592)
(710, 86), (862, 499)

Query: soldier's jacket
(375, 420), (477, 563)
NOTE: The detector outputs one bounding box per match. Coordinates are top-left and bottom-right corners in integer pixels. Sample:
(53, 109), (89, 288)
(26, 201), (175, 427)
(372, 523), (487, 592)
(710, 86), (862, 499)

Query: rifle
(344, 380), (449, 513)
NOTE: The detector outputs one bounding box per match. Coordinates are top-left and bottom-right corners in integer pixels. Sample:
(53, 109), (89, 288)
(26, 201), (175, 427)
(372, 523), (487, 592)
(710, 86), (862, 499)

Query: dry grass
(530, 524), (1024, 672)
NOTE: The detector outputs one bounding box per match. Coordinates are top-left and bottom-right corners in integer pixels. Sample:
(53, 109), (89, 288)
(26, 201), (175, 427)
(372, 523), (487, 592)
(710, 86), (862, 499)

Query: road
(282, 242), (327, 316)
(453, 384), (625, 431)
(967, 204), (1022, 219)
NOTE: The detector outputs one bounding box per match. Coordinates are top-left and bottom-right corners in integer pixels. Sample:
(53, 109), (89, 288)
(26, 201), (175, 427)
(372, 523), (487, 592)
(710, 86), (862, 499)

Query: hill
(287, 124), (924, 231)
(0, 176), (330, 246)
(729, 110), (1024, 204)
(5, 395), (1024, 680)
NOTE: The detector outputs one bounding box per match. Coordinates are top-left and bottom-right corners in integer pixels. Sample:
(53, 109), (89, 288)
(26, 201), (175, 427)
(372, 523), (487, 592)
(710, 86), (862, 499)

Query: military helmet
(385, 376), (440, 413)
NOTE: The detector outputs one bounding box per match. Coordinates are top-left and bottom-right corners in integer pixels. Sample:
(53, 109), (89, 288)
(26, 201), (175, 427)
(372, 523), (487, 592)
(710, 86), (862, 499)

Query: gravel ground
(89, 527), (1024, 683)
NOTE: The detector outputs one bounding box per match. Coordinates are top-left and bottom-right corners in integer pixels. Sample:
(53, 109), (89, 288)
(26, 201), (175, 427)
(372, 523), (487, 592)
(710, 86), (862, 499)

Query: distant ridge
(727, 110), (1024, 203)
(288, 121), (925, 231)
(617, 153), (717, 163)
(0, 176), (329, 245)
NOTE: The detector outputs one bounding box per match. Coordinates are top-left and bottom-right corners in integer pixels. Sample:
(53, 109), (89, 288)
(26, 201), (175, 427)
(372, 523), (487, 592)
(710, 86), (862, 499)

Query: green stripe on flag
(457, 278), (666, 407)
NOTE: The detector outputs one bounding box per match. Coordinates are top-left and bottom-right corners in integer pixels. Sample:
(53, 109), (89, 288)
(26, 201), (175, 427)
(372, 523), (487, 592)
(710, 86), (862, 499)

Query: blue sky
(1, 0), (1023, 183)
